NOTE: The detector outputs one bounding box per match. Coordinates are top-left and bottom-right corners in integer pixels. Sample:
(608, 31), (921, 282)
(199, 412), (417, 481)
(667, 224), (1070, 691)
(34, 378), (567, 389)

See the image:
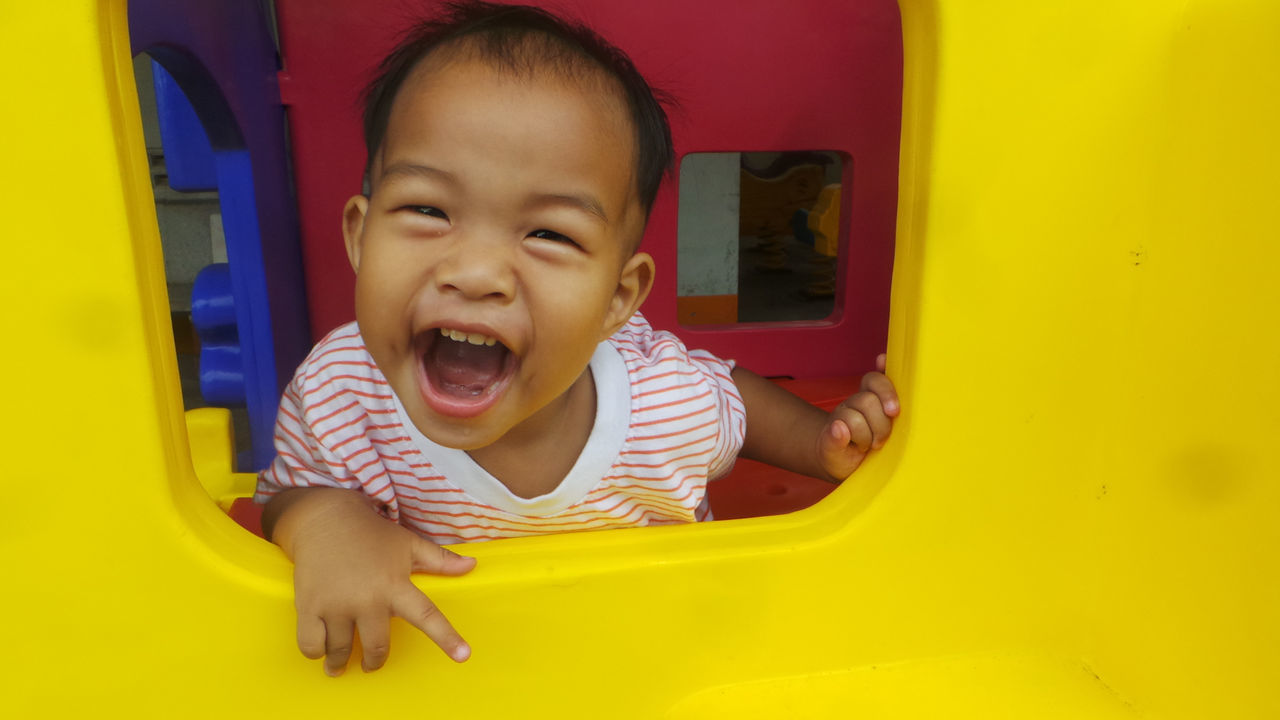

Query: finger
(876, 353), (887, 373)
(860, 372), (900, 417)
(848, 392), (894, 449)
(357, 612), (392, 673)
(834, 406), (874, 454)
(296, 611), (327, 661)
(410, 538), (478, 577)
(392, 587), (471, 663)
(323, 616), (356, 677)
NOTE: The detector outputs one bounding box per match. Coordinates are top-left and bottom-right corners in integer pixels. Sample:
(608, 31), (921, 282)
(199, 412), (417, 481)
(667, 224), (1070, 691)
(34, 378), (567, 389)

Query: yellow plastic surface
(3, 1), (1278, 717)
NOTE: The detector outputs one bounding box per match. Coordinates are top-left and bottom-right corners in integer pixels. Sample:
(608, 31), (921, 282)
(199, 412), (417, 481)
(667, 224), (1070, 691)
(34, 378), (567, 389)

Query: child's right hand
(266, 488), (476, 676)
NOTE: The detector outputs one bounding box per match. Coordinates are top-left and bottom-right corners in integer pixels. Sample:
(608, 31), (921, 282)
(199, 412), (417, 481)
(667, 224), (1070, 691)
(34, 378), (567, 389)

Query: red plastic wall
(275, 0), (902, 379)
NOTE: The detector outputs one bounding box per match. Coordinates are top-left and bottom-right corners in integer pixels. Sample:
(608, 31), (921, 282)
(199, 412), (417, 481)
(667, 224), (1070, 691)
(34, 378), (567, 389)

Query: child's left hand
(817, 353), (899, 481)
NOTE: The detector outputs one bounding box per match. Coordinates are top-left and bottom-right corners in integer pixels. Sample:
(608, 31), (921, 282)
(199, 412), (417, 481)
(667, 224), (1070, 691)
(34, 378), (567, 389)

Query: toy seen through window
(677, 151), (847, 326)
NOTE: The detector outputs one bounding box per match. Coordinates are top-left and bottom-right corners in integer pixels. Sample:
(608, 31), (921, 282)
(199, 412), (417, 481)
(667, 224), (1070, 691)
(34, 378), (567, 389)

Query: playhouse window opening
(676, 150), (895, 521)
(133, 53), (255, 466)
(677, 151), (847, 326)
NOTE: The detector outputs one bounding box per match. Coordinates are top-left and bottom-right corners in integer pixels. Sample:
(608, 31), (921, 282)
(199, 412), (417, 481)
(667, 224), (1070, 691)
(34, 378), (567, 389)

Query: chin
(412, 411), (507, 451)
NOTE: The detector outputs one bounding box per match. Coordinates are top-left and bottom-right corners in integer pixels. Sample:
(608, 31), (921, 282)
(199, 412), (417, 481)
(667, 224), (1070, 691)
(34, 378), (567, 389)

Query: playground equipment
(2, 0), (1278, 717)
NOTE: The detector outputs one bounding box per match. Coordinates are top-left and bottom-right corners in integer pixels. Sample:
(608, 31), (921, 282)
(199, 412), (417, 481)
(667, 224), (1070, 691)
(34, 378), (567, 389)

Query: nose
(433, 232), (516, 301)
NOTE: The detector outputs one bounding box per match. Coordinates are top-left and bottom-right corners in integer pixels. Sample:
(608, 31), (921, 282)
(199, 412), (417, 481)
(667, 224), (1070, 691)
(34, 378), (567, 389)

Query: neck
(466, 367), (597, 499)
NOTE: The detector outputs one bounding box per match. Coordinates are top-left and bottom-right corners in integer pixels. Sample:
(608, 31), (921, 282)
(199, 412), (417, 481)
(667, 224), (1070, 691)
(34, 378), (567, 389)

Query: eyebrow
(379, 162), (457, 185)
(529, 192), (609, 224)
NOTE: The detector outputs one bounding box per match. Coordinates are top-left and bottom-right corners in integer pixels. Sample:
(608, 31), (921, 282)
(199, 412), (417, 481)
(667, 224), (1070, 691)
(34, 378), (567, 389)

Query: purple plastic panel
(130, 0), (311, 470)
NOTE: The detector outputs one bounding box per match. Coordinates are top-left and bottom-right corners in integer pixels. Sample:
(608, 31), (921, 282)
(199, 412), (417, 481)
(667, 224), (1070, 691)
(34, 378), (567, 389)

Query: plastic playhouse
(2, 0), (1278, 717)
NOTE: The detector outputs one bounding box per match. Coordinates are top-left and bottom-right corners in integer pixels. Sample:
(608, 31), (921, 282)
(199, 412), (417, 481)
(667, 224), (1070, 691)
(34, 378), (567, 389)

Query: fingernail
(452, 643), (472, 663)
(325, 665), (345, 678)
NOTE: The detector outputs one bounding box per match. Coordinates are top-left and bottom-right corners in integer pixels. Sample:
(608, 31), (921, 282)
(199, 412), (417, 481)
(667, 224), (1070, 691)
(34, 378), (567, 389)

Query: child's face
(343, 57), (653, 451)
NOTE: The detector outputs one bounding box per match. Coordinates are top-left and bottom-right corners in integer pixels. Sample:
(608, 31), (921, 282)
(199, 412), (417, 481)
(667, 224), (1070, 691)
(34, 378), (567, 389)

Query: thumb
(410, 538), (477, 577)
(819, 418), (865, 482)
(819, 418), (853, 458)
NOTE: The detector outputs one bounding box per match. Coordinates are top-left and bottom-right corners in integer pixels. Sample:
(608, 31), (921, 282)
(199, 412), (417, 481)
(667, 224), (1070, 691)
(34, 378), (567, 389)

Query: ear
(342, 195), (370, 273)
(602, 251), (655, 338)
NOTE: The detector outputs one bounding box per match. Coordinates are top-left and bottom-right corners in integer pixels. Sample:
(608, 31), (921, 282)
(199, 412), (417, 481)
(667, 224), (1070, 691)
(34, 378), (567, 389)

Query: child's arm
(731, 354), (899, 482)
(263, 487), (476, 676)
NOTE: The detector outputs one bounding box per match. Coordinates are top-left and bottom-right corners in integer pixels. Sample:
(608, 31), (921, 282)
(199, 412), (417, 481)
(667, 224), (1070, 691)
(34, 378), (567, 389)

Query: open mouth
(417, 326), (517, 417)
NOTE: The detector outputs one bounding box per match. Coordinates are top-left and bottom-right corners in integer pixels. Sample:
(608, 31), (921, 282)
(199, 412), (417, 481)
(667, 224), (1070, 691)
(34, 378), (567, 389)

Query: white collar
(392, 340), (631, 516)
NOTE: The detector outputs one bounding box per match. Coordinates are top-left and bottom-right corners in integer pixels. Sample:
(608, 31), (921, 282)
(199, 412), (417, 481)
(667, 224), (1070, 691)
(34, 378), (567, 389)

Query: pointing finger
(392, 587), (471, 663)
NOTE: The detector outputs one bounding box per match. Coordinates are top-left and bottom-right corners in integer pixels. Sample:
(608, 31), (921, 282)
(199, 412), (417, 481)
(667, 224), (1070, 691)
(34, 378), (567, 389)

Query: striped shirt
(255, 313), (746, 544)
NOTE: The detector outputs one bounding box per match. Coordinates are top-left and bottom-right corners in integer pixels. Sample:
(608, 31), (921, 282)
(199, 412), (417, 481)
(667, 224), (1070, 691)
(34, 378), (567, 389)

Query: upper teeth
(441, 327), (497, 346)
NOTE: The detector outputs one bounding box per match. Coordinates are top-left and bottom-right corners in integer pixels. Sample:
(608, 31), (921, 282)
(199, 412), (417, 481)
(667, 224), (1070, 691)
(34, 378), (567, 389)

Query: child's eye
(405, 205), (448, 220)
(529, 229), (579, 247)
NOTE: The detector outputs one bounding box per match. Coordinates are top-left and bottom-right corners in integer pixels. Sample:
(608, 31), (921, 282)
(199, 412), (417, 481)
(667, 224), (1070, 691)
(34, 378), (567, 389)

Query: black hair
(361, 1), (675, 216)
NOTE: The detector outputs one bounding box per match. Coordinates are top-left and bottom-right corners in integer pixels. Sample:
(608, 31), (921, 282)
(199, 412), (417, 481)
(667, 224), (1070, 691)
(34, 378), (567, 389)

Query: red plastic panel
(275, 0), (902, 378)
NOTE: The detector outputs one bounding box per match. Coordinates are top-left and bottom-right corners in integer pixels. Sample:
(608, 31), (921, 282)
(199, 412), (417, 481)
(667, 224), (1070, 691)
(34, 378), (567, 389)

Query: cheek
(353, 260), (412, 337)
(352, 271), (385, 319)
(540, 287), (618, 350)
(357, 251), (415, 299)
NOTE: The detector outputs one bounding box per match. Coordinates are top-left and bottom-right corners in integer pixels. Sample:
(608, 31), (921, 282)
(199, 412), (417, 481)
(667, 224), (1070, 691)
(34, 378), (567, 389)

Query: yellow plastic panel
(1, 1), (1276, 718)
(668, 653), (1141, 719)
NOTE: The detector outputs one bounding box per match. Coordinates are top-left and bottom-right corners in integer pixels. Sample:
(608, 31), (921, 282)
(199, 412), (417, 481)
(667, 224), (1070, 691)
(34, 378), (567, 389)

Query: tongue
(428, 337), (508, 396)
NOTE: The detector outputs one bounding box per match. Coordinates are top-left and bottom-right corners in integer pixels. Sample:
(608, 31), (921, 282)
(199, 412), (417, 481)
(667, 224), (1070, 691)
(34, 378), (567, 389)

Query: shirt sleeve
(616, 313), (747, 482)
(254, 374), (361, 504)
(253, 328), (398, 513)
(685, 347), (746, 480)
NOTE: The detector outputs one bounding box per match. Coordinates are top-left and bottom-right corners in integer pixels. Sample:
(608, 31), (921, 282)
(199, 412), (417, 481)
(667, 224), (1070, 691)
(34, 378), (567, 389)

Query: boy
(256, 1), (899, 677)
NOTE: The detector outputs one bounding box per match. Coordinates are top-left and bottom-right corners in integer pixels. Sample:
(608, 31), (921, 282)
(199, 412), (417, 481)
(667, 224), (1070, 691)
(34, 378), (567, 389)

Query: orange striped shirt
(255, 314), (745, 544)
